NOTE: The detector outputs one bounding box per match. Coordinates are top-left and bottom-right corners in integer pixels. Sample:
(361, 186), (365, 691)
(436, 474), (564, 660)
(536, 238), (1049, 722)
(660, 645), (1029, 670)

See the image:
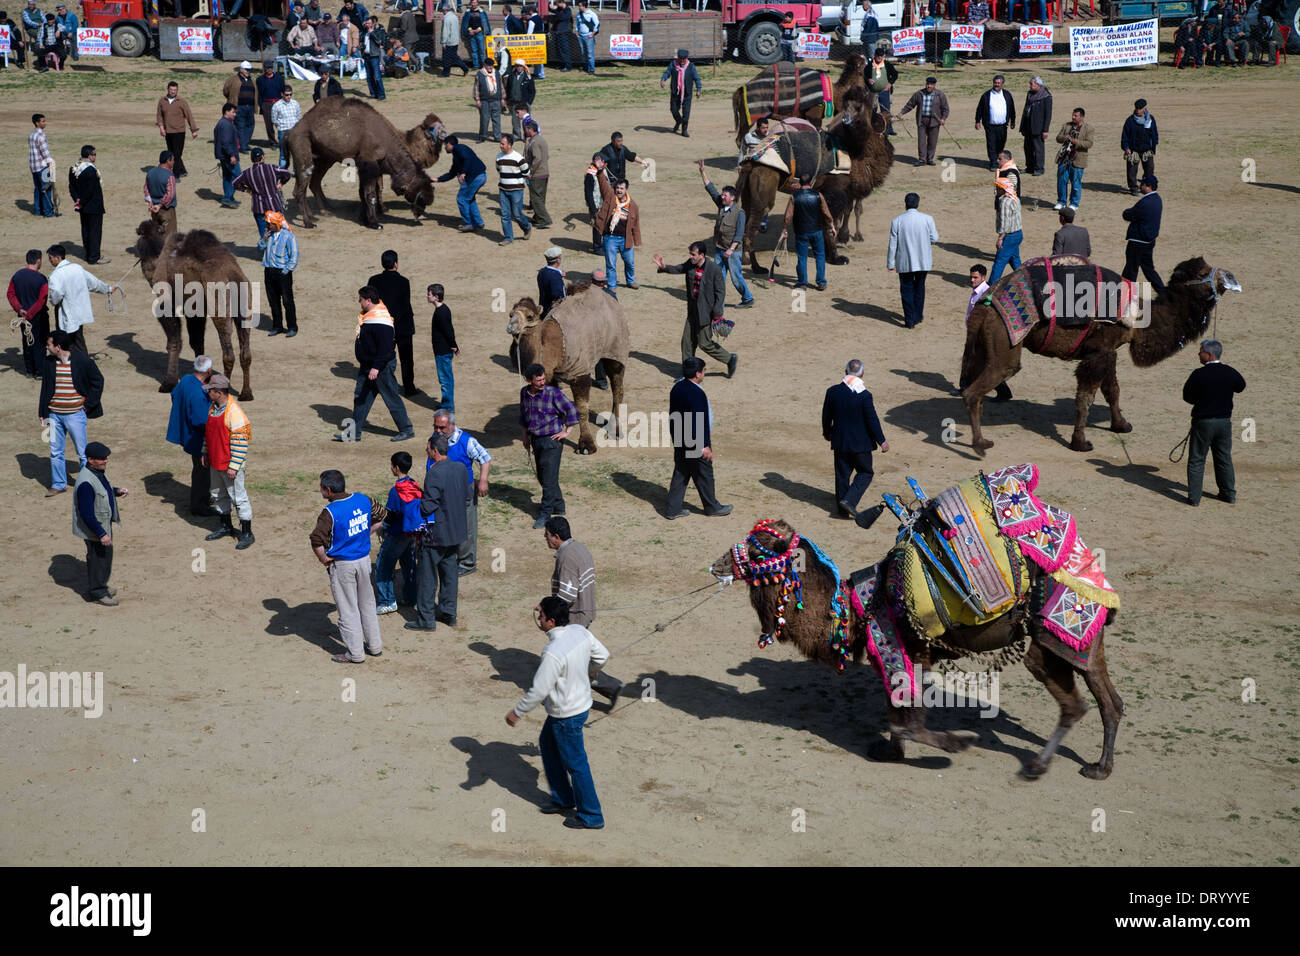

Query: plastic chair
(413, 50), (430, 72)
(1278, 25), (1290, 64)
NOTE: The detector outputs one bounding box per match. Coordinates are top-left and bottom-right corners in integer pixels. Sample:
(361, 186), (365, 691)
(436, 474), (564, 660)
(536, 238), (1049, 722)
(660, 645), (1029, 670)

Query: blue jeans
(375, 531), (417, 606)
(435, 352), (455, 410)
(221, 159), (240, 203)
(235, 105), (255, 152)
(277, 130), (289, 169)
(498, 188), (530, 241)
(603, 234), (635, 292)
(795, 232), (827, 287)
(467, 32), (486, 69)
(32, 169), (54, 217)
(456, 172), (486, 227)
(539, 710), (603, 827)
(577, 34), (595, 72)
(990, 229), (1023, 280)
(714, 249), (752, 303)
(48, 408), (88, 490)
(255, 212), (269, 245)
(365, 56), (385, 98)
(1057, 164), (1083, 207)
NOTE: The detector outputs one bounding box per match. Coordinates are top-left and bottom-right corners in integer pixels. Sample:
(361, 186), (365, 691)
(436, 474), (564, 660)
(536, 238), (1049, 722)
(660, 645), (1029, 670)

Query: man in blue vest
(432, 410), (492, 577)
(310, 469), (385, 663)
(166, 355), (216, 516)
(73, 441), (128, 606)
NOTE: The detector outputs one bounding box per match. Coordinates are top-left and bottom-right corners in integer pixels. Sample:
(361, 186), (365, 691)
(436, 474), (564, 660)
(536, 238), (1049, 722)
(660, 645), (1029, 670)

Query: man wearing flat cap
(73, 441), (128, 606)
(660, 49), (701, 137)
(1121, 98), (1157, 197)
(899, 76), (949, 166)
(1121, 174), (1164, 295)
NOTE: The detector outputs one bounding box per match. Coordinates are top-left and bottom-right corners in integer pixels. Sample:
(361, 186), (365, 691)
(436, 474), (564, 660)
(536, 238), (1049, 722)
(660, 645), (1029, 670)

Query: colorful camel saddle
(988, 256), (1139, 348)
(747, 125), (851, 180)
(738, 64), (834, 129)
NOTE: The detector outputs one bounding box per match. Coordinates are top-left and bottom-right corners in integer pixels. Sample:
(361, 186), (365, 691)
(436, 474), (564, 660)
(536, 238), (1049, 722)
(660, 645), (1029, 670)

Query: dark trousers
(351, 358), (413, 436)
(668, 451), (721, 514)
(264, 267), (297, 331)
(1125, 152), (1156, 191)
(917, 122), (939, 163)
(1023, 134), (1045, 175)
(983, 123), (1008, 167)
(833, 449), (875, 509)
(21, 310), (49, 377)
(415, 542), (459, 627)
(165, 131), (189, 176)
(85, 539), (113, 599)
(1187, 417), (1235, 504)
(396, 334), (415, 392)
(260, 101), (278, 142)
(1122, 240), (1165, 294)
(588, 207), (601, 253)
(189, 450), (211, 513)
(530, 433), (565, 517)
(80, 213), (103, 264)
(441, 44), (469, 76)
(670, 90), (694, 130)
(898, 270), (928, 328)
(68, 328), (87, 353)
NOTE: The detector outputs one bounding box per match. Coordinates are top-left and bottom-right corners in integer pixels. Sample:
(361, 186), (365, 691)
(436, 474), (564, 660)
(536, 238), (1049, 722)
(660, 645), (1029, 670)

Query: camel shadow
(760, 470), (838, 513)
(542, 235), (600, 256)
(610, 471), (669, 514)
(140, 471), (213, 528)
(449, 736), (545, 802)
(890, 368), (958, 394)
(881, 396), (987, 460)
(629, 349), (681, 380)
(105, 331), (169, 386)
(830, 296), (899, 326)
(489, 352), (517, 374)
(1087, 457), (1186, 502)
(468, 640), (540, 690)
(194, 188), (225, 203)
(479, 402), (525, 451)
(0, 346), (26, 375)
(262, 597), (343, 655)
(47, 554), (85, 598)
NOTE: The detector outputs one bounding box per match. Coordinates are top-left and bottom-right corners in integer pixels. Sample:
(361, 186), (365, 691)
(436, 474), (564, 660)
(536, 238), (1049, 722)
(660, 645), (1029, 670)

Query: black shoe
(391, 430), (415, 442)
(540, 803), (574, 815)
(403, 387), (421, 397)
(735, 299), (754, 309)
(665, 509), (689, 520)
(592, 379), (609, 391)
(563, 817), (604, 830)
(837, 499), (858, 519)
(205, 516), (236, 540)
(332, 432), (358, 442)
(268, 328), (284, 336)
(286, 329), (298, 338)
(404, 622), (437, 631)
(914, 160), (925, 167)
(436, 612), (457, 626)
(927, 160), (936, 166)
(726, 354), (738, 379)
(236, 519), (255, 550)
(191, 506), (218, 518)
(533, 513), (551, 529)
(672, 122), (680, 134)
(365, 647), (383, 657)
(706, 504), (734, 517)
(815, 283), (827, 292)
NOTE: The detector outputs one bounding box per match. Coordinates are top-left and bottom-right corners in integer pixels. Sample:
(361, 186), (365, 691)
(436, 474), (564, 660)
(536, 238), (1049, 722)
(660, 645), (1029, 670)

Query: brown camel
(134, 219), (254, 401)
(284, 97), (441, 229)
(506, 284), (629, 455)
(820, 108), (895, 243)
(711, 516), (1124, 779)
(961, 257), (1241, 454)
(732, 53), (868, 149)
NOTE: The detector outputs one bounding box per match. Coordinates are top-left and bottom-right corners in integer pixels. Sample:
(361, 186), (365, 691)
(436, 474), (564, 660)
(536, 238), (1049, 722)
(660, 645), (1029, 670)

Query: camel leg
(825, 223), (847, 266)
(215, 317), (237, 389)
(1098, 351), (1132, 435)
(852, 199), (864, 243)
(235, 322), (254, 401)
(158, 316), (183, 393)
(604, 360), (626, 440)
(292, 160), (316, 229)
(570, 377), (597, 455)
(1022, 640), (1089, 779)
(884, 683), (975, 755)
(1079, 635), (1122, 780)
(1070, 352), (1108, 452)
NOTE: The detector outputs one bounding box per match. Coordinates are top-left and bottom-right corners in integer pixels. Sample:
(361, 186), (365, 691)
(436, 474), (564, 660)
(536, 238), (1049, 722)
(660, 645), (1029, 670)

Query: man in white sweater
(46, 244), (116, 353)
(506, 595), (610, 829)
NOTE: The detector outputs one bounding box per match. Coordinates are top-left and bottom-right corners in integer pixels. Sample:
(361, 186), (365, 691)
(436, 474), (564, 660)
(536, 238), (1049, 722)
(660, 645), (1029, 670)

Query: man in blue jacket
(166, 355), (216, 516)
(1120, 98), (1157, 197)
(666, 358), (732, 519)
(1121, 174), (1164, 294)
(436, 135), (488, 232)
(821, 358), (888, 519)
(214, 103), (242, 209)
(408, 432), (469, 631)
(660, 49), (702, 137)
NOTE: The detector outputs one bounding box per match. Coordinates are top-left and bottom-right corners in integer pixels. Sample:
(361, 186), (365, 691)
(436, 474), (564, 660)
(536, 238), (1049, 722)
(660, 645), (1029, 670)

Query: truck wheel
(1284, 0), (1300, 52)
(111, 24), (148, 57)
(743, 23), (782, 64)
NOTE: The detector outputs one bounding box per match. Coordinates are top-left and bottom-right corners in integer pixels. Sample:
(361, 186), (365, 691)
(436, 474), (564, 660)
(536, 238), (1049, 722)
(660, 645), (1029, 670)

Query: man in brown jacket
(1054, 106), (1094, 212)
(594, 174), (640, 296)
(524, 121), (551, 229)
(222, 61), (258, 154)
(156, 81), (199, 177)
(898, 76), (949, 166)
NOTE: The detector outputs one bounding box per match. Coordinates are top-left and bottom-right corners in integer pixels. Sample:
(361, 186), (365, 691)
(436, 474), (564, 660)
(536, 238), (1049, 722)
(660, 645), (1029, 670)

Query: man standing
(68, 146), (108, 266)
(473, 57), (503, 143)
(655, 242), (736, 378)
(505, 595), (610, 830)
(369, 250), (416, 393)
(270, 85), (302, 170)
(166, 355), (216, 516)
(39, 329), (102, 497)
(822, 358), (888, 519)
(974, 74), (1016, 171)
(1183, 339), (1245, 507)
(859, 0), (880, 52)
(1020, 76), (1052, 177)
(549, 0), (575, 71)
(222, 61), (258, 153)
(336, 285), (415, 442)
(461, 0), (488, 68)
(886, 193), (939, 329)
(666, 357), (733, 519)
(53, 3), (75, 60)
(583, 153), (606, 254)
(780, 173), (836, 292)
(8, 250), (49, 379)
(495, 133), (533, 245)
(505, 57), (536, 140)
(440, 4), (469, 76)
(697, 160), (753, 307)
(408, 432), (469, 631)
(865, 49), (897, 135)
(1051, 207), (1090, 257)
(428, 283), (458, 409)
(437, 135), (488, 233)
(525, 2), (546, 78)
(989, 172), (1022, 281)
(598, 132), (650, 184)
(73, 441), (127, 607)
(261, 212), (299, 337)
(1121, 174), (1164, 295)
(143, 150), (179, 236)
(538, 247), (565, 318)
(520, 361), (578, 528)
(958, 264), (1012, 402)
(660, 49), (702, 137)
(311, 469), (385, 663)
(899, 76), (949, 166)
(594, 174), (640, 295)
(232, 147), (291, 245)
(434, 410), (491, 576)
(255, 61), (286, 143)
(574, 0), (598, 74)
(201, 373), (255, 550)
(524, 121), (551, 229)
(544, 515), (622, 705)
(29, 114), (54, 218)
(1121, 98), (1157, 197)
(361, 16), (387, 99)
(21, 0), (42, 50)
(46, 245), (115, 353)
(1053, 106), (1092, 212)
(156, 83), (199, 178)
(214, 104), (242, 210)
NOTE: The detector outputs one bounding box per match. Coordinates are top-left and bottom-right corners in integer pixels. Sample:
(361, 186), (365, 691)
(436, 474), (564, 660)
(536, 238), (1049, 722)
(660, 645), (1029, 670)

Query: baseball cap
(204, 373), (232, 391)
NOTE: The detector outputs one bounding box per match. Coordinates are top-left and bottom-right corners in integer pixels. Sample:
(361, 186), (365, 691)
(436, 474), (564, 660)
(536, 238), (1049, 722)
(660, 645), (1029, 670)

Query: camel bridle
(731, 520), (804, 647)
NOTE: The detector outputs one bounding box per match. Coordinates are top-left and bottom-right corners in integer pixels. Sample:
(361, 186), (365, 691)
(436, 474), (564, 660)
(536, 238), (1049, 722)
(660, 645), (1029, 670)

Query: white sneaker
(1053, 203), (1064, 210)
(376, 602), (398, 615)
(1067, 205), (1078, 212)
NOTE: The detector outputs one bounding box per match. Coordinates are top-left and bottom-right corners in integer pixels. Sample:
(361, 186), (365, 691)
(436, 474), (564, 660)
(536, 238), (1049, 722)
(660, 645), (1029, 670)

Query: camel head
(1129, 258), (1242, 368)
(134, 219), (168, 282)
(836, 51), (867, 89)
(826, 89), (872, 157)
(506, 296), (542, 340)
(1168, 257), (1242, 299)
(399, 175), (434, 220)
(410, 113), (446, 167)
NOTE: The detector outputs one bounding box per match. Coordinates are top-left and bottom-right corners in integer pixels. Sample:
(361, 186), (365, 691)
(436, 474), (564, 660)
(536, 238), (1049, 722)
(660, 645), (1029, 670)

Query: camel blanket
(747, 127), (851, 180)
(850, 563), (919, 700)
(738, 65), (834, 129)
(547, 285), (630, 383)
(988, 256), (1139, 348)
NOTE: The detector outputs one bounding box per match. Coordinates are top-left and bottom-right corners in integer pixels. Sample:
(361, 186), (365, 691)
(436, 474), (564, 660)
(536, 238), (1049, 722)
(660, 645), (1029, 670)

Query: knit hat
(1134, 98), (1147, 109)
(85, 442), (112, 459)
(677, 48), (689, 58)
(926, 76), (937, 84)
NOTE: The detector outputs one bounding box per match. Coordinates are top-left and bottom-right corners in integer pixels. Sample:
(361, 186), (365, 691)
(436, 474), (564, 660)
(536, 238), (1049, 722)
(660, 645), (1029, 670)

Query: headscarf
(264, 210), (290, 232)
(995, 176), (1017, 198)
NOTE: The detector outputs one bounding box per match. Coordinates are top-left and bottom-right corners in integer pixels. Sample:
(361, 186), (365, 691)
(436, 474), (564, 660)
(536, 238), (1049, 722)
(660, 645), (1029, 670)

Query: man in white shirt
(46, 244), (116, 353)
(975, 74), (1016, 172)
(506, 595), (610, 829)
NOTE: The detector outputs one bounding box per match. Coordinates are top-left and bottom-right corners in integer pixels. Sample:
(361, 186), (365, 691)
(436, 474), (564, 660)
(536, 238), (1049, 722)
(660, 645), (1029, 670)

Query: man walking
(780, 173), (836, 291)
(1121, 98), (1157, 197)
(660, 49), (702, 137)
(1183, 339), (1245, 507)
(524, 121), (551, 229)
(822, 359), (888, 519)
(437, 135), (488, 233)
(505, 57), (536, 140)
(598, 131), (650, 184)
(336, 285), (414, 442)
(311, 469), (385, 663)
(505, 595), (610, 830)
(369, 250), (416, 393)
(899, 76), (949, 166)
(1051, 207), (1090, 257)
(990, 171), (1022, 281)
(262, 212), (299, 337)
(68, 145), (108, 266)
(886, 193), (939, 329)
(222, 61), (258, 153)
(545, 515), (622, 705)
(433, 410), (491, 576)
(39, 329), (102, 497)
(697, 160), (753, 307)
(975, 74), (1016, 171)
(594, 174), (640, 295)
(232, 147), (291, 245)
(655, 243), (736, 378)
(1020, 76), (1052, 176)
(144, 150), (179, 235)
(156, 82), (199, 177)
(666, 357), (733, 519)
(1121, 174), (1164, 295)
(29, 113), (55, 218)
(520, 362), (578, 528)
(408, 432), (469, 631)
(214, 104), (242, 210)
(270, 84), (302, 170)
(166, 355), (215, 516)
(255, 61), (285, 143)
(46, 245), (115, 353)
(201, 373), (255, 550)
(1054, 106), (1093, 212)
(495, 133), (533, 245)
(73, 441), (127, 607)
(8, 250), (49, 379)
(439, 3), (469, 76)
(473, 57), (503, 143)
(428, 283), (458, 409)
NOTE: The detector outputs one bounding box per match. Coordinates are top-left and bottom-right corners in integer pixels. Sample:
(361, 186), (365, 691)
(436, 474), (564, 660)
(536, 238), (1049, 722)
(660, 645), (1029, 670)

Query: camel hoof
(832, 255), (849, 265)
(576, 442), (597, 456)
(1070, 437), (1094, 452)
(239, 391), (254, 402)
(973, 438), (994, 453)
(1111, 421), (1133, 434)
(939, 732), (973, 754)
(1021, 760), (1049, 780)
(852, 233), (864, 243)
(867, 737), (905, 762)
(1079, 762), (1112, 780)
(158, 382), (176, 394)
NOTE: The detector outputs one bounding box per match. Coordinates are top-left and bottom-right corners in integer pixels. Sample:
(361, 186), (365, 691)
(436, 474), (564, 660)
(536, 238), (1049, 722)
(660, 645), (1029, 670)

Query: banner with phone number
(949, 23), (983, 53)
(891, 27), (924, 57)
(78, 27), (112, 56)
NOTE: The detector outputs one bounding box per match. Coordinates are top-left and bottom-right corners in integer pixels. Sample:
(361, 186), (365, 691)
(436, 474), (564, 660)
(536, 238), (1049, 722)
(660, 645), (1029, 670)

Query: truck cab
(818, 1), (905, 44)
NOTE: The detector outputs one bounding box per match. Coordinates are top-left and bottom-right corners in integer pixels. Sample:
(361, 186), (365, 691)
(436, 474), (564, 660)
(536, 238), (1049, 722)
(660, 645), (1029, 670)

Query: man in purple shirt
(519, 361), (578, 528)
(232, 147), (292, 248)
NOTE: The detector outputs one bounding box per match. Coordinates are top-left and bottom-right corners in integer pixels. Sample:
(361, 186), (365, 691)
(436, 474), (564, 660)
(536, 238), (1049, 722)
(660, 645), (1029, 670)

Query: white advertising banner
(77, 27), (112, 56)
(177, 25), (213, 56)
(1069, 19), (1158, 72)
(891, 26), (925, 57)
(1019, 24), (1053, 54)
(797, 32), (832, 59)
(608, 34), (642, 59)
(949, 23), (984, 53)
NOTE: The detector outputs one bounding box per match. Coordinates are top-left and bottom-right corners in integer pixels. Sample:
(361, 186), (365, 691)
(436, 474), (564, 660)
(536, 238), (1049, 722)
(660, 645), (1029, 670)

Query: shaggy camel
(819, 108), (895, 243)
(134, 219), (254, 401)
(284, 97), (441, 229)
(732, 53), (868, 149)
(712, 516), (1124, 779)
(961, 257), (1241, 453)
(506, 284), (629, 455)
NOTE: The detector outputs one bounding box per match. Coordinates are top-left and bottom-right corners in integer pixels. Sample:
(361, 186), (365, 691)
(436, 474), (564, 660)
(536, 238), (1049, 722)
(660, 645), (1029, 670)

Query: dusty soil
(1, 52), (1297, 866)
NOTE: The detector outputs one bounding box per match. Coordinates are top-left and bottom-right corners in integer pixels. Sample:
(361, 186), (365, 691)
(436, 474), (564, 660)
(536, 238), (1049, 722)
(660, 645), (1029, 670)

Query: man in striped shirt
(270, 85), (302, 170)
(38, 329), (103, 496)
(232, 147), (292, 248)
(262, 212), (299, 337)
(495, 133), (532, 245)
(201, 373), (255, 550)
(29, 113), (54, 218)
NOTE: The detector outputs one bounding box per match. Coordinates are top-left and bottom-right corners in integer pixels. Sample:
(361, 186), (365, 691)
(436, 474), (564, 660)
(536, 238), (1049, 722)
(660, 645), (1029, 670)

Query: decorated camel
(712, 464), (1124, 778)
(961, 256), (1241, 453)
(731, 53), (868, 149)
(506, 283), (629, 455)
(284, 97), (442, 229)
(134, 219), (254, 400)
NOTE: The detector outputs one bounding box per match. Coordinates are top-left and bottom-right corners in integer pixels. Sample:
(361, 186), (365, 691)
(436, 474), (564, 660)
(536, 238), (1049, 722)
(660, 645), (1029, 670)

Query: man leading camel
(899, 76), (948, 166)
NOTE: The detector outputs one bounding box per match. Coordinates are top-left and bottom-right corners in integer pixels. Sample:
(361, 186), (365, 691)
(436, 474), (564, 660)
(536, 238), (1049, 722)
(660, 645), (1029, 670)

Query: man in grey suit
(408, 432), (469, 631)
(886, 193), (939, 329)
(654, 241), (737, 379)
(1051, 207), (1091, 258)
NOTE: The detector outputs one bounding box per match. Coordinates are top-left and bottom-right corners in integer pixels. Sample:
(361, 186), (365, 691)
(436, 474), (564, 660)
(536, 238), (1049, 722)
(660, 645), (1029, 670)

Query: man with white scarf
(821, 358), (888, 520)
(1120, 98), (1157, 198)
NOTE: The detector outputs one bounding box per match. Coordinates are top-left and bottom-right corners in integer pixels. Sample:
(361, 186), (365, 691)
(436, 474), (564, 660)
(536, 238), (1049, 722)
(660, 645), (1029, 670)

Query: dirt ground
(1, 51), (1297, 867)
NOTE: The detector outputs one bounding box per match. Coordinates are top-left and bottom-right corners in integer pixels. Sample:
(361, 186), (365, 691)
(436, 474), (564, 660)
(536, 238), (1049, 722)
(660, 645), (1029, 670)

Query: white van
(817, 1), (907, 45)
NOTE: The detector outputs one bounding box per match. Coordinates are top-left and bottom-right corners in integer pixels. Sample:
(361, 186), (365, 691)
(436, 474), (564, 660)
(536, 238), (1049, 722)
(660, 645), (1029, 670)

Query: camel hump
(549, 286), (630, 380)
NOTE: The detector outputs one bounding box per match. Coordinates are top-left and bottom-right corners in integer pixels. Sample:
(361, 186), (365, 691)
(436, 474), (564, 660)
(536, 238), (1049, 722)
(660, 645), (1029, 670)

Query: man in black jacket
(505, 59), (536, 140)
(334, 285), (414, 442)
(39, 329), (104, 496)
(408, 431), (469, 630)
(69, 146), (109, 265)
(821, 358), (888, 519)
(368, 250), (418, 396)
(666, 358), (732, 520)
(974, 75), (1016, 172)
(1121, 174), (1164, 294)
(654, 242), (736, 378)
(1182, 338), (1245, 506)
(1020, 76), (1052, 176)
